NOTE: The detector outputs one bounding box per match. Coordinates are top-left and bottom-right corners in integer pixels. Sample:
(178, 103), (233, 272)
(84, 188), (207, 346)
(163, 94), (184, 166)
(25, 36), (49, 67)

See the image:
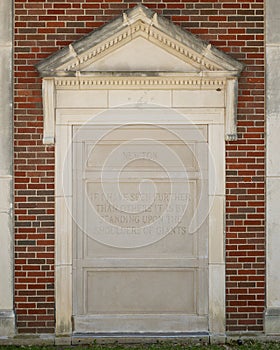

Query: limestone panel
(0, 1), (12, 44)
(56, 90), (108, 108)
(209, 264), (225, 335)
(267, 178), (280, 308)
(208, 124), (225, 196)
(266, 47), (280, 115)
(266, 0), (280, 45)
(266, 0), (280, 335)
(56, 266), (72, 335)
(0, 178), (13, 311)
(72, 123), (209, 333)
(84, 37), (198, 73)
(267, 115), (280, 177)
(0, 47), (13, 176)
(0, 0), (15, 336)
(86, 140), (198, 172)
(209, 195), (225, 264)
(84, 180), (198, 256)
(172, 90), (224, 108)
(85, 269), (195, 314)
(109, 90), (171, 108)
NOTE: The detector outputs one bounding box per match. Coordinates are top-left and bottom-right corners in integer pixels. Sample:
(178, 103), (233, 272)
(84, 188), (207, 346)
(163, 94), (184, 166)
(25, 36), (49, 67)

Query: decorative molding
(42, 79), (56, 144)
(61, 20), (220, 73)
(35, 5), (244, 77)
(225, 134), (238, 142)
(54, 76), (226, 90)
(43, 74), (238, 143)
(225, 78), (238, 141)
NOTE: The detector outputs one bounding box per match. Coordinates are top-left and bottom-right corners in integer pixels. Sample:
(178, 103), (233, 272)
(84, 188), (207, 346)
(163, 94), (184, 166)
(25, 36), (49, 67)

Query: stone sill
(4, 332), (280, 346)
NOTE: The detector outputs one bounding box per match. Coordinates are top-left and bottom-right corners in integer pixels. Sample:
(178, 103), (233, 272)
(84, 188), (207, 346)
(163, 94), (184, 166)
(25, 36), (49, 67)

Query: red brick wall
(14, 0), (265, 333)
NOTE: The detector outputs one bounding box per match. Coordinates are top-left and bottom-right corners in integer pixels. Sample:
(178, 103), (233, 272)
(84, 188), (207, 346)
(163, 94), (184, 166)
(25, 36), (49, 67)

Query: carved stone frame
(51, 81), (227, 340)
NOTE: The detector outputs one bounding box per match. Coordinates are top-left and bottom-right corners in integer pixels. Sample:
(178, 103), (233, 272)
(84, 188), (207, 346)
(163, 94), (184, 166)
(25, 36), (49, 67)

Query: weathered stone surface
(266, 0), (280, 45)
(266, 47), (280, 115)
(0, 311), (15, 337)
(36, 4), (243, 77)
(265, 308), (280, 335)
(0, 1), (12, 45)
(0, 0), (15, 337)
(266, 0), (280, 335)
(0, 47), (13, 175)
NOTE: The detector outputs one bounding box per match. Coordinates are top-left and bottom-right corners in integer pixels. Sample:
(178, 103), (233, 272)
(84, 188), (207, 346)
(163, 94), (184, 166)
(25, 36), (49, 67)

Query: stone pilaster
(0, 0), (15, 337)
(265, 0), (280, 335)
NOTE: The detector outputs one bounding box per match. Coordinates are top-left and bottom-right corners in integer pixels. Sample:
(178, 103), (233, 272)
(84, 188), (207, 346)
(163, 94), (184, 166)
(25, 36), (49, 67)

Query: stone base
(265, 308), (280, 335)
(0, 310), (15, 337)
(0, 335), (55, 345)
(71, 333), (210, 345)
(55, 336), (72, 345)
(209, 334), (226, 344)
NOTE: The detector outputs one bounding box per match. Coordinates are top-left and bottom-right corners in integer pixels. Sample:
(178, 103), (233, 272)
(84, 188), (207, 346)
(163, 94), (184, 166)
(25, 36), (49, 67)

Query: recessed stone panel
(85, 269), (196, 314)
(73, 123), (209, 333)
(86, 141), (198, 172)
(84, 179), (198, 256)
(173, 90), (224, 108)
(266, 0), (280, 44)
(109, 90), (171, 108)
(56, 90), (108, 108)
(84, 37), (198, 73)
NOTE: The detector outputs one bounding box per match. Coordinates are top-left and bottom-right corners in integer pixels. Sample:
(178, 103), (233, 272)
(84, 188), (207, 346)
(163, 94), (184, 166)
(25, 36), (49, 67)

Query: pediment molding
(37, 5), (243, 145)
(62, 20), (219, 73)
(36, 4), (244, 77)
(54, 74), (226, 90)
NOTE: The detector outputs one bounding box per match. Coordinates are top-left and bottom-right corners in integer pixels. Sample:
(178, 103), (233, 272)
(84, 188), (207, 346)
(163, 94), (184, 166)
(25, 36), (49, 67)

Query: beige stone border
(265, 0), (280, 335)
(43, 76), (238, 144)
(53, 84), (226, 338)
(0, 0), (15, 337)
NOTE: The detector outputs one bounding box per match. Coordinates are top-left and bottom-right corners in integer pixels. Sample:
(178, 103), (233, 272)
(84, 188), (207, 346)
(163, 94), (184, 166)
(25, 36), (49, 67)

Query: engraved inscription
(74, 124), (207, 248)
(89, 190), (188, 228)
(84, 177), (198, 250)
(84, 179), (197, 257)
(123, 151), (158, 161)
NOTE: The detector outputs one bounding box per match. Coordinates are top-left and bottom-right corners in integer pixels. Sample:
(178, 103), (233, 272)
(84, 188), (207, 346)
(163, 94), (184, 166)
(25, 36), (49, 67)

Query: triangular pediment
(36, 4), (243, 77)
(83, 37), (198, 72)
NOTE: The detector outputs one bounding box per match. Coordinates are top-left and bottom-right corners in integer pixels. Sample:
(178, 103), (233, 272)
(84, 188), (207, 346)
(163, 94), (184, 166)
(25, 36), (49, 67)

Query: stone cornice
(60, 20), (220, 73)
(42, 75), (238, 144)
(35, 5), (244, 77)
(38, 5), (242, 145)
(54, 75), (226, 90)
